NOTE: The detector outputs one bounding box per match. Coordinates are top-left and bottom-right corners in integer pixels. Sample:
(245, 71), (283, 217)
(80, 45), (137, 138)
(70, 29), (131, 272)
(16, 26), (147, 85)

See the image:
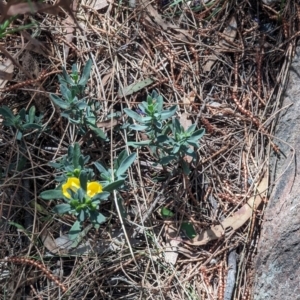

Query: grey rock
(253, 44), (300, 299)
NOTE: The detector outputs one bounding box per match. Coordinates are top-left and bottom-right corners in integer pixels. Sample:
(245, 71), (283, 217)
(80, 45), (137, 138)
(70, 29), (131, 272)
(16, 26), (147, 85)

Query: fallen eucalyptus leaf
(188, 169), (268, 246)
(118, 78), (154, 97)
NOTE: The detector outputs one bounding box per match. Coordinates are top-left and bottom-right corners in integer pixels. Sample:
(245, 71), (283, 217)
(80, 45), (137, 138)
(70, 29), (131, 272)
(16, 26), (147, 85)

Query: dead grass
(0, 0), (299, 299)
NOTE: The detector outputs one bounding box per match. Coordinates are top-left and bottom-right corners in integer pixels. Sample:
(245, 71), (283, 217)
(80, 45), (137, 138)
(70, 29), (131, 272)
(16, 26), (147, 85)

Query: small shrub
(124, 90), (205, 174)
(40, 143), (136, 241)
(50, 59), (107, 140)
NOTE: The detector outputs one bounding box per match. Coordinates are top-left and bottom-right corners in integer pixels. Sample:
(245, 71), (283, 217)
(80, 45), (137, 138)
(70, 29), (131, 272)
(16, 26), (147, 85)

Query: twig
(3, 257), (68, 293)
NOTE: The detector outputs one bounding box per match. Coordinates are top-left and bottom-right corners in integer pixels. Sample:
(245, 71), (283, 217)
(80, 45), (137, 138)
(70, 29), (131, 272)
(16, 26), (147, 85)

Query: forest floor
(0, 0), (299, 299)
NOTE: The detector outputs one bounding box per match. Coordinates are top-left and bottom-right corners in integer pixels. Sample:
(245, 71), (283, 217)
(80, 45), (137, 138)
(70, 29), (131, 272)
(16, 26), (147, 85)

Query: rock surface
(253, 44), (300, 299)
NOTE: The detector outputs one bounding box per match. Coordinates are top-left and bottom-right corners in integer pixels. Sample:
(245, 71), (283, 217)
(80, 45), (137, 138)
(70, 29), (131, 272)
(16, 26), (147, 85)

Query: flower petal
(87, 181), (103, 198)
(62, 177), (80, 199)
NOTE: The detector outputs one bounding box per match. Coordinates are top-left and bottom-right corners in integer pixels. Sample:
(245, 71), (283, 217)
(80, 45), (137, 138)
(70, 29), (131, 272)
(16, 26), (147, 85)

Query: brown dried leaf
(96, 118), (120, 129)
(40, 229), (66, 255)
(90, 0), (108, 10)
(101, 71), (112, 87)
(140, 0), (190, 41)
(164, 224), (180, 265)
(189, 169), (268, 246)
(0, 45), (31, 77)
(61, 0), (80, 57)
(182, 91), (195, 109)
(180, 113), (192, 130)
(203, 16), (237, 72)
(20, 31), (52, 57)
(0, 58), (13, 89)
(6, 1), (61, 16)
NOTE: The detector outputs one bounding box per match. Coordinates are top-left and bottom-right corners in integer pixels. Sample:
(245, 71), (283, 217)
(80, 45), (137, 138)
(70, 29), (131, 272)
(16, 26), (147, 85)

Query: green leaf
(190, 128), (205, 140)
(69, 220), (82, 241)
(68, 117), (81, 125)
(185, 148), (196, 157)
(155, 94), (164, 112)
(127, 140), (152, 147)
(90, 211), (106, 225)
(172, 143), (181, 154)
(138, 103), (147, 112)
(116, 153), (136, 177)
(40, 189), (64, 200)
(50, 94), (70, 109)
(150, 90), (158, 98)
(181, 222), (197, 239)
(8, 221), (26, 231)
(79, 171), (88, 191)
(72, 63), (78, 77)
(73, 143), (80, 169)
(161, 207), (174, 218)
(83, 155), (90, 165)
(61, 68), (73, 85)
(72, 143), (81, 169)
(60, 83), (72, 101)
(186, 139), (199, 148)
(94, 161), (108, 174)
(170, 0), (184, 7)
(20, 109), (27, 121)
(78, 208), (88, 222)
(153, 120), (163, 130)
(16, 131), (23, 140)
(103, 180), (124, 192)
(172, 118), (182, 136)
(79, 59), (92, 86)
(186, 124), (196, 135)
(2, 118), (15, 127)
(160, 106), (177, 120)
(22, 123), (42, 130)
(68, 143), (74, 157)
(160, 155), (176, 165)
(114, 149), (127, 170)
(88, 125), (107, 140)
(94, 162), (110, 177)
(77, 101), (88, 110)
(92, 191), (110, 201)
(53, 203), (72, 214)
(156, 135), (169, 143)
(119, 78), (154, 97)
(130, 124), (149, 131)
(28, 106), (36, 124)
(0, 106), (14, 119)
(48, 161), (63, 168)
(124, 108), (144, 123)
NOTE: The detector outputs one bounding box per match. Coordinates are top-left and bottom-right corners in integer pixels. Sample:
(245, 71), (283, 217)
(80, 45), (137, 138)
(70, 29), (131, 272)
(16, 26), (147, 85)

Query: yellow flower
(62, 177), (103, 199)
(87, 181), (103, 198)
(62, 177), (80, 199)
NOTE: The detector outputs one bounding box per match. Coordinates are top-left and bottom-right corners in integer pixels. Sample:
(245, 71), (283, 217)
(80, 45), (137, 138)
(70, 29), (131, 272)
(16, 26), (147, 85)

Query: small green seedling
(0, 105), (43, 140)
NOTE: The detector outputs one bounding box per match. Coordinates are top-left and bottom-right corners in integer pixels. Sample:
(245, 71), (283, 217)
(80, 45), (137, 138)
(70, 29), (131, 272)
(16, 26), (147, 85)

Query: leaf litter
(0, 0), (298, 299)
